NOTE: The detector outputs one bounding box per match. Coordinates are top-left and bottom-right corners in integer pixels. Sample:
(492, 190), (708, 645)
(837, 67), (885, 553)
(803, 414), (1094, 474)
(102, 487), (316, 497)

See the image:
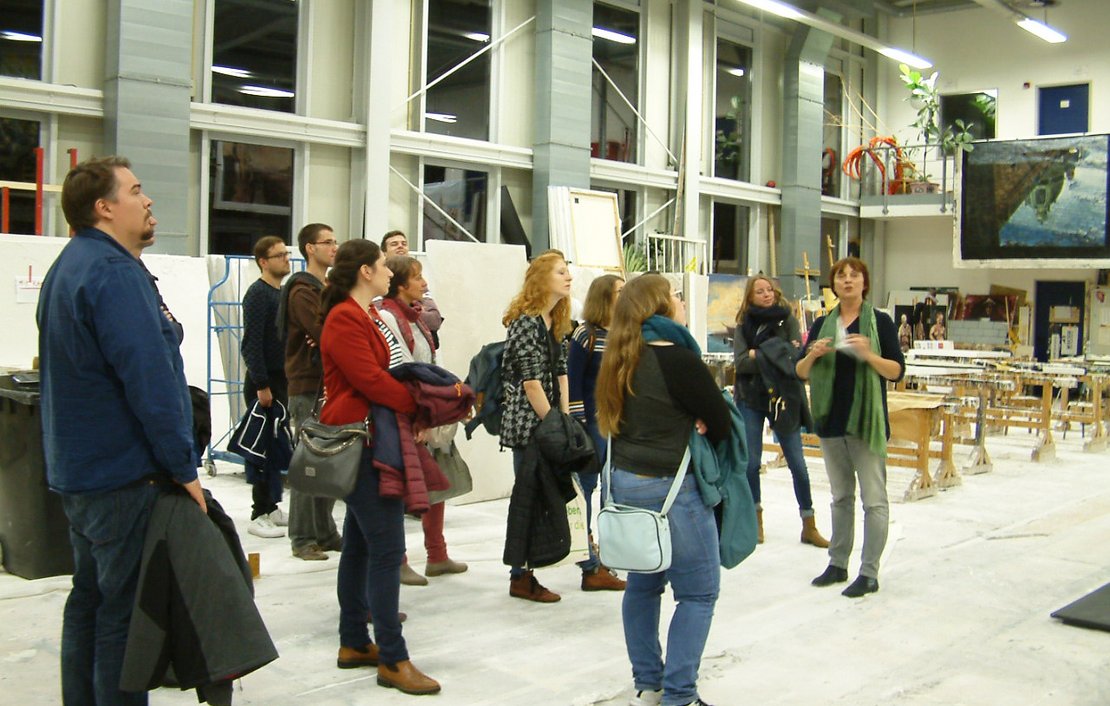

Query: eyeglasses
(264, 251), (290, 260)
(312, 238), (338, 247)
(672, 291), (685, 302)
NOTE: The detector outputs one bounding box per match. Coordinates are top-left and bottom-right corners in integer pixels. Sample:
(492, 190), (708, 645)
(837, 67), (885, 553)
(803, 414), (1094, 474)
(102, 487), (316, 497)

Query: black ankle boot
(811, 564), (849, 586)
(841, 575), (879, 598)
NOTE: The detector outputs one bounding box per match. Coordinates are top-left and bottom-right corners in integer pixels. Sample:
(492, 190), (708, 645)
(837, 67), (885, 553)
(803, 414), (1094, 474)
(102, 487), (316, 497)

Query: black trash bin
(0, 373), (74, 579)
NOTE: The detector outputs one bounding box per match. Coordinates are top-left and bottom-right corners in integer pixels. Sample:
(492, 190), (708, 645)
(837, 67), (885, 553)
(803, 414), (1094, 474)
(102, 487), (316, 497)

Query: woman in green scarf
(795, 257), (904, 598)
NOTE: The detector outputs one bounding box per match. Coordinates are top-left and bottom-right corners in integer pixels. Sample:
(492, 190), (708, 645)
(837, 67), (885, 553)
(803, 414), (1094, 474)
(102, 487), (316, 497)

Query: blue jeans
(337, 448), (408, 664)
(575, 421), (607, 572)
(740, 405), (814, 516)
(611, 470), (720, 706)
(61, 481), (160, 706)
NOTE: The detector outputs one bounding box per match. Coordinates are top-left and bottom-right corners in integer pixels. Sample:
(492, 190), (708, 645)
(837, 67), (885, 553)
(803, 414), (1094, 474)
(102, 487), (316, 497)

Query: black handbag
(287, 389), (369, 500)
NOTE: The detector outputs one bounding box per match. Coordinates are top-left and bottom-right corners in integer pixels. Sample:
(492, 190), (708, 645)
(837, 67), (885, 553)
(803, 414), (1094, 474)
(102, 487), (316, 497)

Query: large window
(208, 140), (293, 254)
(713, 37), (752, 181)
(940, 90), (997, 141)
(210, 0), (298, 113)
(711, 201), (750, 274)
(823, 73), (843, 197)
(424, 0), (492, 141)
(0, 1), (43, 79)
(0, 117), (39, 235)
(421, 165), (487, 245)
(592, 2), (639, 164)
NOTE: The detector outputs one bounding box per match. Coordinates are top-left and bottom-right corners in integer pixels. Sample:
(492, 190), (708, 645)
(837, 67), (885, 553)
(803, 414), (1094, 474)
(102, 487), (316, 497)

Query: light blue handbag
(596, 435), (690, 574)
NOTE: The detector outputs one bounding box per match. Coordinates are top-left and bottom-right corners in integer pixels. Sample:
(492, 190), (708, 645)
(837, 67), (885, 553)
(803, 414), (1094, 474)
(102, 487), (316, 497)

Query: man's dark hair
(381, 230), (407, 250)
(297, 223), (333, 259)
(253, 235), (286, 270)
(61, 156), (132, 230)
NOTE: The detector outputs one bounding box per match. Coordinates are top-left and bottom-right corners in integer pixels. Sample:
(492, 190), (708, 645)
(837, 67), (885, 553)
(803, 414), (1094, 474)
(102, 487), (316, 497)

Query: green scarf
(808, 303), (887, 458)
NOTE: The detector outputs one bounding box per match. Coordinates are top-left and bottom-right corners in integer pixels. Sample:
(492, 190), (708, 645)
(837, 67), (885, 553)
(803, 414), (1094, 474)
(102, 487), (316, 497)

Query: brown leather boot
(800, 515), (830, 548)
(581, 566), (626, 591)
(377, 659), (441, 695)
(509, 570), (561, 602)
(337, 643), (379, 669)
(757, 509), (764, 544)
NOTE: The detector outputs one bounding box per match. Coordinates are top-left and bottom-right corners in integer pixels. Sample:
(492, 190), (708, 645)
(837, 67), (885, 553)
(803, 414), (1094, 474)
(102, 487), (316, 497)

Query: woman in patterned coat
(499, 251), (573, 602)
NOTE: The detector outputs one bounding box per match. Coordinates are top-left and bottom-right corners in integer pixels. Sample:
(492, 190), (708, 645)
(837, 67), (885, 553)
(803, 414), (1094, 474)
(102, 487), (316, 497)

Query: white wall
(879, 0), (1108, 299)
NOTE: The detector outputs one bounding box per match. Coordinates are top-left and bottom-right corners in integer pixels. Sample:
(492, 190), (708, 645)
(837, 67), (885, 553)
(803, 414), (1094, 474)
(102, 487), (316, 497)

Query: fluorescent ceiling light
(878, 47), (934, 70)
(239, 85), (294, 98)
(463, 31), (490, 42)
(1016, 18), (1067, 44)
(726, 67), (746, 78)
(426, 112), (457, 124)
(732, 0), (932, 69)
(212, 65), (252, 78)
(592, 27), (636, 45)
(1, 30), (43, 42)
(735, 0), (803, 20)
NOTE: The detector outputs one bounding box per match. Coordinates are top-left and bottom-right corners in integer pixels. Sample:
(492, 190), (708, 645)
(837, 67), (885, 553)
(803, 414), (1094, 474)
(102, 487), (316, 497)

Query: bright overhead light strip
(212, 65), (251, 78)
(1016, 18), (1067, 44)
(238, 85), (294, 98)
(731, 0), (932, 69)
(592, 27), (636, 45)
(1, 30), (43, 42)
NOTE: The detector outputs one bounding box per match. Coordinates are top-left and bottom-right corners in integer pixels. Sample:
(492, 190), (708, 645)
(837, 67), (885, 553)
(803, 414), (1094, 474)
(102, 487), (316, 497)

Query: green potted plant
(898, 64), (975, 190)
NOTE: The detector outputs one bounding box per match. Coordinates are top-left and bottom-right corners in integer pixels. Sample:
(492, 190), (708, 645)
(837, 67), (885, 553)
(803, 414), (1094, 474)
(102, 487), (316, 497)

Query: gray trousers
(818, 436), (889, 579)
(288, 392), (341, 551)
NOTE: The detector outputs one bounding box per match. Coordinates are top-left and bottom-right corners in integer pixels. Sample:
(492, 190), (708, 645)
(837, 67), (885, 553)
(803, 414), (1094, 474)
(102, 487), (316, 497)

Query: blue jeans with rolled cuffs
(337, 447), (408, 664)
(611, 468), (720, 706)
(740, 405), (815, 516)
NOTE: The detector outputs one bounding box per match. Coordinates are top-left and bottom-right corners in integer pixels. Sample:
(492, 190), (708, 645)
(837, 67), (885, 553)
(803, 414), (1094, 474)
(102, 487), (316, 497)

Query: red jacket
(319, 297), (415, 425)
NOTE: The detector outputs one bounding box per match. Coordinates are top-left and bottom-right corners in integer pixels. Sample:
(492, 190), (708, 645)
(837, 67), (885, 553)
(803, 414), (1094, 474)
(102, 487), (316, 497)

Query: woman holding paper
(795, 257), (904, 599)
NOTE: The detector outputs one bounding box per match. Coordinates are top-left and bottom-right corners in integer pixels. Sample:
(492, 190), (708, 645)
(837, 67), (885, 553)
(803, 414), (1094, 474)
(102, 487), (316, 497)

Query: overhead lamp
(592, 27), (636, 45)
(1016, 17), (1067, 43)
(731, 0), (932, 69)
(212, 65), (252, 78)
(463, 31), (490, 42)
(1, 30), (42, 42)
(726, 67), (746, 78)
(239, 85), (294, 98)
(426, 112), (458, 124)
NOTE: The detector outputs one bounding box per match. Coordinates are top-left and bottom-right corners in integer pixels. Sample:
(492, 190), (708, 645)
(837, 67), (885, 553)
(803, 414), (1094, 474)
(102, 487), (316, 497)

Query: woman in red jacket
(318, 239), (439, 696)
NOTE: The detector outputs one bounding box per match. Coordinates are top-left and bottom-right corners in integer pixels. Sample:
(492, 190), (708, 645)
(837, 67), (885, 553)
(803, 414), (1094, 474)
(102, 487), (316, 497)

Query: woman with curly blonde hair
(499, 252), (573, 602)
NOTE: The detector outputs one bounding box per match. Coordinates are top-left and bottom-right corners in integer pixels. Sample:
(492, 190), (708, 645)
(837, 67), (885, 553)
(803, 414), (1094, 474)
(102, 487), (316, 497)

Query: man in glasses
(279, 223), (343, 560)
(241, 235), (292, 538)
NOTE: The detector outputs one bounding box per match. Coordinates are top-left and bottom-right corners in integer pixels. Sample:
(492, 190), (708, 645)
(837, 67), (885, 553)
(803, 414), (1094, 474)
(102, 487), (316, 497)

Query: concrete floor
(2, 429), (1108, 705)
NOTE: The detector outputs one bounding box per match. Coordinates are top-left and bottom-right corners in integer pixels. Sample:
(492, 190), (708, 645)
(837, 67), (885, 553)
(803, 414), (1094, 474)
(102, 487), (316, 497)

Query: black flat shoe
(841, 575), (879, 598)
(811, 565), (849, 587)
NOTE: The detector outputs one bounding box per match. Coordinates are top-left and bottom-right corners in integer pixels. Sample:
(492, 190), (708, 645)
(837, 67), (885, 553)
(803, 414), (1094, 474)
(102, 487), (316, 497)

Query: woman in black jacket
(733, 275), (828, 548)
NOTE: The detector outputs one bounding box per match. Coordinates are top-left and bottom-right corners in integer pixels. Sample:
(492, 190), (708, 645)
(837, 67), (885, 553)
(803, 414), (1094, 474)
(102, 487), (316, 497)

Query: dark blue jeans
(740, 405), (814, 516)
(575, 421), (606, 572)
(60, 481), (160, 705)
(337, 448), (408, 664)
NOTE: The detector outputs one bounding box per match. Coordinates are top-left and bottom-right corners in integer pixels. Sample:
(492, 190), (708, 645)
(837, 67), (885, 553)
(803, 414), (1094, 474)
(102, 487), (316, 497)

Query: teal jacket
(690, 390), (759, 569)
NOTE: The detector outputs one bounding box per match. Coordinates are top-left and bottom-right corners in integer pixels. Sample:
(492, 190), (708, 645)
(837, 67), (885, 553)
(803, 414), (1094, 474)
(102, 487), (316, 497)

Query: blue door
(1038, 84), (1089, 135)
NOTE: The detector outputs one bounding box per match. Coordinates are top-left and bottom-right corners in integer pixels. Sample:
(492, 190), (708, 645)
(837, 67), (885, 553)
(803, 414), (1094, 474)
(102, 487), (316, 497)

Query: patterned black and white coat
(498, 314), (567, 449)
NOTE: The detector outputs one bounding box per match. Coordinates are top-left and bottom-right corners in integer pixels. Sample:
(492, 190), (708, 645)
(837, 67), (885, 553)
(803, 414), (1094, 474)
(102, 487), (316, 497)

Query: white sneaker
(629, 689), (662, 706)
(267, 507), (289, 526)
(248, 516), (285, 538)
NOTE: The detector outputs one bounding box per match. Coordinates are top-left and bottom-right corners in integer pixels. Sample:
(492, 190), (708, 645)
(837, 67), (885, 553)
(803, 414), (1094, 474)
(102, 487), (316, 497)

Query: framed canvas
(955, 134), (1110, 268)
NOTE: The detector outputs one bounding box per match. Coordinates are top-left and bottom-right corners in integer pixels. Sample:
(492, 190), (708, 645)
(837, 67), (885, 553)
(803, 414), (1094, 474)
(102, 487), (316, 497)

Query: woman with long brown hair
(499, 251), (573, 602)
(733, 275), (828, 548)
(567, 273), (626, 592)
(318, 240), (439, 694)
(596, 274), (730, 706)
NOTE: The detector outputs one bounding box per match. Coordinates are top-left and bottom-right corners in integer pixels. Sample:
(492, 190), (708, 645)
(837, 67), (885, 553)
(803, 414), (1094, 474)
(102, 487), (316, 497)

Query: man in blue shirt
(37, 156), (205, 705)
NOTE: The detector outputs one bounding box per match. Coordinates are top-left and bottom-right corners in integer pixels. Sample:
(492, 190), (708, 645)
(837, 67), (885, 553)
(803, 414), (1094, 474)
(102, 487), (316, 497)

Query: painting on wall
(956, 134), (1110, 268)
(705, 273), (748, 354)
(957, 294), (1019, 327)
